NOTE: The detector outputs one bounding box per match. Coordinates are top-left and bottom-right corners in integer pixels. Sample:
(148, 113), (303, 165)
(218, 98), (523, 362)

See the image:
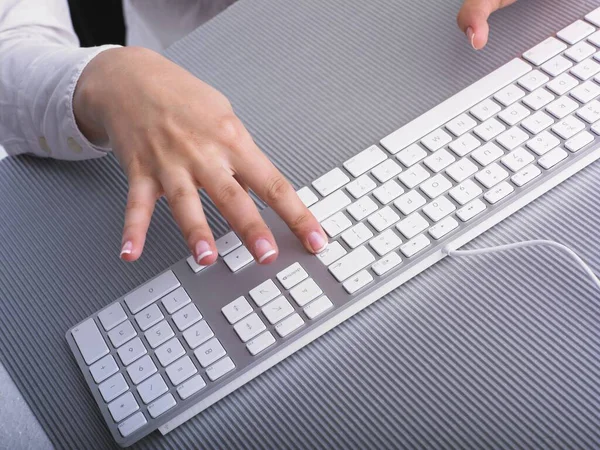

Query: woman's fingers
(457, 0), (518, 49)
(121, 176), (160, 262)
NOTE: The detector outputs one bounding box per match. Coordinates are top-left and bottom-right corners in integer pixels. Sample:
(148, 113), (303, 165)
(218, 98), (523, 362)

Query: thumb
(457, 0), (518, 50)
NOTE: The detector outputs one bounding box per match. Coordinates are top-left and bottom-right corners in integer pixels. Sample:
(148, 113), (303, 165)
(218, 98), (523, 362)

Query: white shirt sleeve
(0, 0), (121, 160)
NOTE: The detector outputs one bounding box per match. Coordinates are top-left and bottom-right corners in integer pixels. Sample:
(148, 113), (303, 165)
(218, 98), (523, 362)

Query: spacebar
(379, 58), (532, 154)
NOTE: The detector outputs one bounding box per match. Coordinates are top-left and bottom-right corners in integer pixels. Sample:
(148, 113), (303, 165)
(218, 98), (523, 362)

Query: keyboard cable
(442, 239), (600, 291)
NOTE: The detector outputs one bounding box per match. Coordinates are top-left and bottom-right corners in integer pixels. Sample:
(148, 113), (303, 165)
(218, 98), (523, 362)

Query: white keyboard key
(538, 148), (568, 169)
(124, 270), (180, 315)
(206, 357), (235, 381)
(421, 128), (452, 151)
(445, 113), (477, 136)
(367, 206), (400, 232)
(161, 287), (191, 314)
(371, 159), (402, 182)
(347, 196), (378, 221)
(565, 41), (596, 63)
(341, 222), (374, 248)
(172, 303), (201, 331)
(456, 199), (487, 222)
(109, 392), (139, 423)
(470, 99), (501, 121)
(233, 313), (266, 343)
(400, 234), (431, 257)
(523, 38), (567, 66)
(99, 373), (129, 403)
(246, 331), (276, 356)
(137, 373), (168, 404)
(494, 84), (525, 106)
(449, 133), (481, 156)
(501, 147), (535, 172)
(498, 103), (531, 126)
(372, 252), (402, 276)
(449, 179), (483, 205)
(186, 256), (208, 274)
(72, 318), (109, 365)
(517, 69), (550, 91)
(127, 355), (157, 385)
(289, 278), (323, 307)
(373, 179), (404, 204)
(394, 190), (427, 215)
(526, 130), (560, 155)
(557, 19), (595, 44)
(89, 354), (118, 383)
(593, 122), (600, 135)
(396, 144), (427, 167)
(222, 296), (253, 324)
(145, 320), (174, 349)
(577, 100), (600, 123)
(147, 393), (176, 418)
(541, 55), (573, 77)
(511, 164), (542, 187)
(304, 296), (333, 319)
(473, 118), (506, 141)
(420, 174), (453, 199)
(277, 262), (308, 289)
(97, 303), (127, 332)
(422, 196), (456, 222)
(565, 130), (595, 152)
(429, 216), (459, 240)
(329, 246), (375, 282)
(316, 241), (347, 266)
(215, 231), (242, 256)
(589, 30), (600, 46)
(521, 111), (554, 135)
(296, 187), (318, 207)
(552, 115), (586, 139)
(249, 279), (281, 307)
(547, 73), (579, 95)
(398, 164), (430, 189)
(118, 412), (147, 438)
(166, 356), (198, 385)
(262, 296), (294, 324)
(484, 181), (514, 204)
(423, 149), (456, 172)
(194, 338), (227, 368)
(275, 313), (305, 337)
(154, 337), (186, 367)
(471, 142), (504, 166)
(117, 337), (147, 366)
(587, 7), (600, 27)
(309, 189), (352, 222)
(182, 320), (214, 349)
(570, 80), (600, 103)
(312, 167), (350, 196)
(446, 158), (478, 183)
(396, 212), (429, 239)
(343, 146), (387, 177)
(369, 228), (402, 256)
(522, 88), (555, 110)
(107, 320), (136, 348)
(135, 304), (164, 332)
(223, 246), (254, 272)
(571, 58), (600, 80)
(476, 163), (509, 188)
(546, 96), (579, 119)
(346, 174), (377, 199)
(496, 127), (530, 151)
(176, 375), (206, 400)
(343, 270), (373, 294)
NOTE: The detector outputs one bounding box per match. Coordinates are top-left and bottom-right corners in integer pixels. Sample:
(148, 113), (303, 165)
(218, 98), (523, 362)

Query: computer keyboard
(67, 8), (600, 447)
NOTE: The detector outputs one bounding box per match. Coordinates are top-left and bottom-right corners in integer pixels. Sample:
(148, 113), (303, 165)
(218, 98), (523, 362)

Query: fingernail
(255, 238), (277, 263)
(466, 27), (477, 50)
(195, 240), (213, 264)
(120, 241), (133, 258)
(308, 231), (328, 253)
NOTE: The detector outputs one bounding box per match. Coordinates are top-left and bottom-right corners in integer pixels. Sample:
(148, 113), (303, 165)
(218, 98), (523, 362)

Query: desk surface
(1, 1), (599, 449)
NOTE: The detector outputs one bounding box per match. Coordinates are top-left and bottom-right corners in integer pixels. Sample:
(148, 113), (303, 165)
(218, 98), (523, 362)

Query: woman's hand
(73, 47), (327, 265)
(457, 0), (519, 50)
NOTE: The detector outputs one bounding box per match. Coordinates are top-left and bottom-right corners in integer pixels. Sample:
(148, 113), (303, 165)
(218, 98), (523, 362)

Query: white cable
(442, 239), (600, 292)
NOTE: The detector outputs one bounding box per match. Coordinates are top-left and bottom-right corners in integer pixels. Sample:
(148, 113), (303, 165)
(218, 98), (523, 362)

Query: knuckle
(264, 174), (291, 205)
(214, 182), (239, 206)
(239, 220), (265, 242)
(168, 185), (195, 207)
(125, 199), (149, 216)
(215, 114), (245, 147)
(288, 212), (312, 233)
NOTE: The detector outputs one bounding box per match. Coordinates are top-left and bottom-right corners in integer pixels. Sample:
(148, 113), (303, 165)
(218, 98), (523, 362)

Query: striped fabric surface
(1, 0), (599, 448)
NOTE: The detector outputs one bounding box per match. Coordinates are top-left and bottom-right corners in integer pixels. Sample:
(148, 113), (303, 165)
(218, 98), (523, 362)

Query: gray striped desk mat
(0, 0), (599, 448)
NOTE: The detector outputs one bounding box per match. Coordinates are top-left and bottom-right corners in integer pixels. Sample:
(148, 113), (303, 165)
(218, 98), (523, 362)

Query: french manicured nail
(466, 27), (476, 50)
(255, 238), (277, 263)
(120, 241), (133, 258)
(195, 240), (213, 264)
(308, 231), (328, 253)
